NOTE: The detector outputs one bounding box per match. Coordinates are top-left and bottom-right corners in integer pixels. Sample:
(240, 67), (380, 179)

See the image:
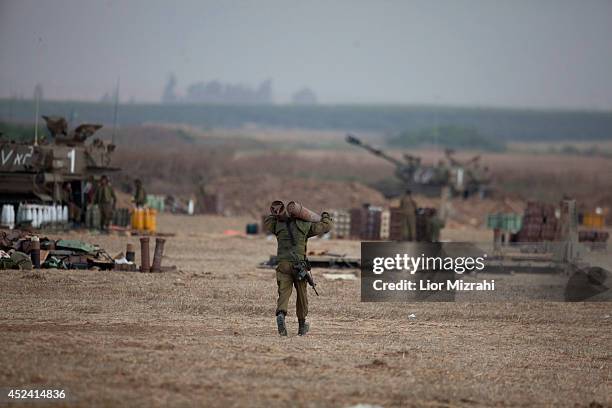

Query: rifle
(293, 259), (319, 296)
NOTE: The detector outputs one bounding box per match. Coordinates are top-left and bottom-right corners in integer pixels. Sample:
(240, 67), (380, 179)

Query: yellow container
(592, 214), (604, 228)
(583, 212), (605, 228)
(131, 208), (145, 230)
(583, 213), (591, 227)
(144, 208), (157, 232)
(130, 208), (137, 229)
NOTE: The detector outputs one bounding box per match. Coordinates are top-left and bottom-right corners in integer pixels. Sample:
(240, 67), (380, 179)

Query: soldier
(83, 176), (96, 206)
(263, 203), (333, 336)
(94, 175), (116, 231)
(61, 182), (81, 223)
(399, 189), (417, 241)
(133, 179), (147, 208)
(423, 208), (445, 242)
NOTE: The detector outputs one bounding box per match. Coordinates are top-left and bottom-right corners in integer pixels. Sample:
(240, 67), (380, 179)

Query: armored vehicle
(0, 116), (119, 219)
(346, 134), (490, 198)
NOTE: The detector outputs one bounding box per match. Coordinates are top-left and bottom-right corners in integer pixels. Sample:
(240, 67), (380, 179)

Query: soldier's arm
(308, 212), (333, 237)
(263, 215), (277, 235)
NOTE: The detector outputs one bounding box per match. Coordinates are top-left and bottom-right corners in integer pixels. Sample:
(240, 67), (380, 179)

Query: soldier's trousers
(403, 216), (417, 241)
(99, 204), (113, 230)
(276, 261), (308, 320)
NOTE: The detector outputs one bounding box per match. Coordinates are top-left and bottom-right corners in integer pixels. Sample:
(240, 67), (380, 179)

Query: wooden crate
(350, 206), (382, 240)
(329, 209), (351, 239)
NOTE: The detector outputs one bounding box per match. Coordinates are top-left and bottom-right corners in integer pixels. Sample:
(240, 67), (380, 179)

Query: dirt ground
(1, 214), (610, 407)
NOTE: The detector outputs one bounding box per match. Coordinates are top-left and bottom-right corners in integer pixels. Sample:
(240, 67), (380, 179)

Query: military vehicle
(444, 148), (491, 198)
(346, 134), (490, 198)
(0, 116), (119, 219)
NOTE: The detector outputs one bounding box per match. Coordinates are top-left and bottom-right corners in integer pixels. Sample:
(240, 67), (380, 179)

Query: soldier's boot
(276, 312), (287, 337)
(298, 319), (309, 336)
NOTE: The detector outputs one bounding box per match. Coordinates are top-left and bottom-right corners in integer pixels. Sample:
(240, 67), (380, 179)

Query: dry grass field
(1, 214), (610, 407)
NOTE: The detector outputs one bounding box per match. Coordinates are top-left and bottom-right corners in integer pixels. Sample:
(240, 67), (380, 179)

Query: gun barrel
(345, 133), (405, 167)
(345, 134), (362, 145)
(305, 272), (319, 296)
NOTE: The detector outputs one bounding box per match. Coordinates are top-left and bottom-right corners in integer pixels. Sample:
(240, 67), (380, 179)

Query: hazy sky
(1, 0), (611, 109)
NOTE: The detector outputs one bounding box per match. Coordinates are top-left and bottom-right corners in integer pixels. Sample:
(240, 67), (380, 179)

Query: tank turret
(0, 116), (120, 218)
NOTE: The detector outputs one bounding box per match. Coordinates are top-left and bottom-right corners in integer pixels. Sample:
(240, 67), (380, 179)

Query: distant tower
(292, 87), (317, 105)
(33, 83), (44, 100)
(162, 73), (178, 103)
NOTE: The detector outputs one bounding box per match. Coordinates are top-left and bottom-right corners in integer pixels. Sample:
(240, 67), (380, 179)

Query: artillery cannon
(346, 134), (490, 198)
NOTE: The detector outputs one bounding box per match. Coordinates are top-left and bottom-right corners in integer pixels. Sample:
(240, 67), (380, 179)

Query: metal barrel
(139, 237), (150, 272)
(150, 238), (166, 272)
(286, 201), (321, 222)
(30, 238), (41, 269)
(126, 243), (135, 263)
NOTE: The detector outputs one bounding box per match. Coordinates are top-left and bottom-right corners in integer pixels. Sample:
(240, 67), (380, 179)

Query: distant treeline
(388, 125), (506, 152)
(550, 144), (612, 158)
(1, 99), (612, 142)
(0, 121), (46, 142)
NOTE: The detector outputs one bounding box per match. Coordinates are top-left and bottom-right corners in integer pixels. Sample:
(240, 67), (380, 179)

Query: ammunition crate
(486, 213), (522, 232)
(380, 209), (390, 240)
(350, 206), (382, 241)
(515, 201), (561, 242)
(389, 208), (405, 241)
(579, 230), (609, 243)
(329, 209), (351, 239)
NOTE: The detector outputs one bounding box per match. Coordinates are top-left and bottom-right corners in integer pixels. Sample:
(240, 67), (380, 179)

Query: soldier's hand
(321, 211), (331, 219)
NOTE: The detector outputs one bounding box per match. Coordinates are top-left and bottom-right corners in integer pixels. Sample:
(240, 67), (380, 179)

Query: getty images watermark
(372, 251), (492, 292)
(361, 242), (611, 302)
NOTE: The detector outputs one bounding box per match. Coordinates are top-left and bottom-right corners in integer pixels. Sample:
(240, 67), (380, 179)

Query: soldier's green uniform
(134, 181), (147, 207)
(399, 191), (417, 242)
(94, 178), (116, 231)
(264, 212), (333, 336)
(426, 214), (445, 242)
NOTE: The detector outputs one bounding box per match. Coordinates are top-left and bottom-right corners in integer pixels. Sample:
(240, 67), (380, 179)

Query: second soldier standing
(133, 179), (147, 207)
(94, 175), (117, 232)
(399, 189), (417, 241)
